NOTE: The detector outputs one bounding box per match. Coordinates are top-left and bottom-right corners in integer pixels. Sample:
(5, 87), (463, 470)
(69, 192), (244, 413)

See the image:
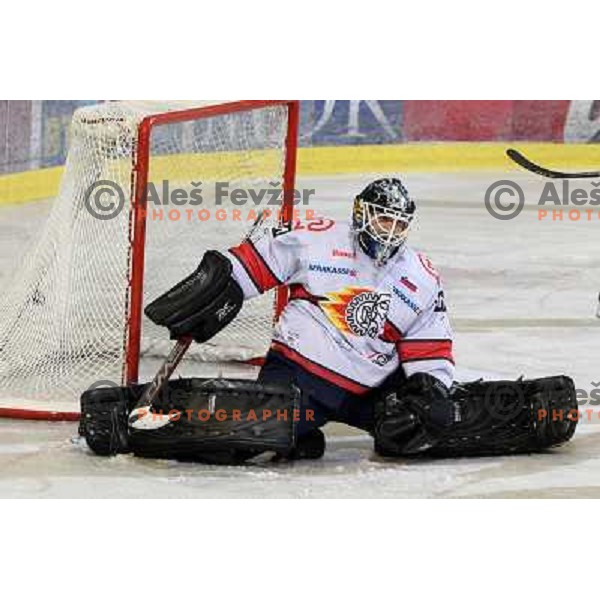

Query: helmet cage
(354, 200), (414, 260)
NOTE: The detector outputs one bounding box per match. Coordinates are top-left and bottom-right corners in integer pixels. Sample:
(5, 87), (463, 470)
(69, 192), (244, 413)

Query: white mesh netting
(0, 101), (291, 413)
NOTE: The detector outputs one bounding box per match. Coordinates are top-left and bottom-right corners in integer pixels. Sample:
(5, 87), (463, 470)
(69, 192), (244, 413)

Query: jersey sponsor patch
(332, 248), (356, 259)
(320, 286), (390, 338)
(391, 285), (422, 315)
(309, 263), (357, 277)
(399, 276), (418, 292)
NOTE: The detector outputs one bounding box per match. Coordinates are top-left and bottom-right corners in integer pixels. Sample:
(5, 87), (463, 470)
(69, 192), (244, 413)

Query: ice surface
(0, 171), (598, 498)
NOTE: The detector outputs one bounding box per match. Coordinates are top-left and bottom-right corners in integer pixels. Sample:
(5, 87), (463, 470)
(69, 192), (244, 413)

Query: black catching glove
(145, 250), (244, 343)
(374, 372), (454, 456)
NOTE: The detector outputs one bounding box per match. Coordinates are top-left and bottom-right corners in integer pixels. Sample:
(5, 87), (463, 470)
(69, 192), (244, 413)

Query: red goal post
(126, 101), (300, 386)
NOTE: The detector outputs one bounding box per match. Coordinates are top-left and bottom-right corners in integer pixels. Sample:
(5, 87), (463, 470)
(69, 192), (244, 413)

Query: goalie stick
(506, 148), (600, 179)
(128, 336), (193, 430)
(128, 209), (274, 431)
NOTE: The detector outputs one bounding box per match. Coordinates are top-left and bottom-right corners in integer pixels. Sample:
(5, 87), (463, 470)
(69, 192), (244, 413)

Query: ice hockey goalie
(80, 178), (578, 463)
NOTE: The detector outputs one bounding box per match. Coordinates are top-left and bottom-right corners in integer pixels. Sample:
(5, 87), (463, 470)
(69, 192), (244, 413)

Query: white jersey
(227, 217), (454, 395)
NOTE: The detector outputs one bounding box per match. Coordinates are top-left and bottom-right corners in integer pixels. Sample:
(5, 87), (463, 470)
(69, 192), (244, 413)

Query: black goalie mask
(352, 178), (416, 265)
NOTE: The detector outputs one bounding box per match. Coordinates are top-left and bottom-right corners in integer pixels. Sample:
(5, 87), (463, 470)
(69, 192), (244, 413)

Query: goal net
(0, 100), (299, 418)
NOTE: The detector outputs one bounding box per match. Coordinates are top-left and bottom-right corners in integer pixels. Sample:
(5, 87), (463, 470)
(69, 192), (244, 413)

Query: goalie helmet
(352, 178), (416, 265)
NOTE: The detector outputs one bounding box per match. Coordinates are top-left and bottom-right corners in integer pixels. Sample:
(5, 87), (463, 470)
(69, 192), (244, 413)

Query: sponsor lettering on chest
(309, 262), (357, 277)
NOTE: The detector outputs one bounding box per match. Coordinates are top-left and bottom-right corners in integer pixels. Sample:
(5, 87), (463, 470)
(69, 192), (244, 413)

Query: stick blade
(507, 147), (600, 179)
(506, 148), (561, 178)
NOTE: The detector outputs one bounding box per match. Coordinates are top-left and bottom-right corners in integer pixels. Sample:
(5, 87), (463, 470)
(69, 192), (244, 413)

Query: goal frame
(0, 100), (300, 422)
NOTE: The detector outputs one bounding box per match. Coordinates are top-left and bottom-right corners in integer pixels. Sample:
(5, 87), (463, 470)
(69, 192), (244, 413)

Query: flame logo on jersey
(320, 286), (391, 338)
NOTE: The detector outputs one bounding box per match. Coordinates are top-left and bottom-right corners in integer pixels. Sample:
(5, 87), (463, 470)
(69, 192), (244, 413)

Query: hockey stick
(506, 148), (600, 179)
(127, 209), (274, 431)
(128, 336), (193, 430)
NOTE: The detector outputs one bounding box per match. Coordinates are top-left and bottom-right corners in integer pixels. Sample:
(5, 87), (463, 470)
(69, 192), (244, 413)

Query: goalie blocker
(144, 249), (244, 343)
(80, 374), (578, 463)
